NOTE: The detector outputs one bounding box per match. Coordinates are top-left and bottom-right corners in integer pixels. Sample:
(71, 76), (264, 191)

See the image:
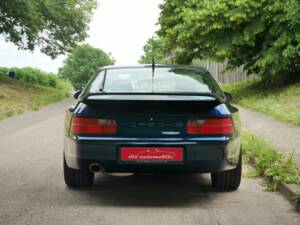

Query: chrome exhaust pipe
(89, 163), (104, 173)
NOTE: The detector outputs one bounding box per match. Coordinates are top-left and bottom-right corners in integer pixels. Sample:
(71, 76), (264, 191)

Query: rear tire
(211, 155), (242, 191)
(64, 156), (94, 188)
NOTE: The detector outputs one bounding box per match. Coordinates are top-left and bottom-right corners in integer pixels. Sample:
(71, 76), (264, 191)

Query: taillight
(187, 118), (233, 135)
(71, 117), (117, 135)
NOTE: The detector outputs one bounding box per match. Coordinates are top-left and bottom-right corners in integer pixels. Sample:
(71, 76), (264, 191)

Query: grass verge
(242, 131), (300, 202)
(223, 79), (300, 125)
(0, 77), (72, 120)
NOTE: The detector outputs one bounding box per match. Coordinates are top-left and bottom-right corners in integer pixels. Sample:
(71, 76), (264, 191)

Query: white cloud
(0, 0), (163, 73)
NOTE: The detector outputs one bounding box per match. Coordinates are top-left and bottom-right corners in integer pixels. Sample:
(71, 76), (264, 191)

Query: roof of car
(100, 64), (208, 71)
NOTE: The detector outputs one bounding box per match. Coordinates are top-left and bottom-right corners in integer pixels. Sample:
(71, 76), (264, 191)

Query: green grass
(0, 77), (72, 120)
(223, 79), (300, 125)
(242, 131), (300, 186)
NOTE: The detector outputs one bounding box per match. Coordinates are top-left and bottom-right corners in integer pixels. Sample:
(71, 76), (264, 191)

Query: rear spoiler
(79, 92), (226, 103)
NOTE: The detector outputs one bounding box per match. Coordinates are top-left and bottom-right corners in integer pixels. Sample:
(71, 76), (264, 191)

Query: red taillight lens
(71, 117), (117, 135)
(187, 118), (233, 135)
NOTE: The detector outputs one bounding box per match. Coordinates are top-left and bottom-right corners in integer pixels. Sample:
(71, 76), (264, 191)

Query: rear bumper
(64, 136), (241, 173)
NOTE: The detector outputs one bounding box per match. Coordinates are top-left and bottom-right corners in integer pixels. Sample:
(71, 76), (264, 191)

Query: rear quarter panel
(225, 103), (241, 165)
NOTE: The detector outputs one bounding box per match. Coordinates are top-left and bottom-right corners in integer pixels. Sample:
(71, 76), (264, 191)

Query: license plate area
(120, 147), (184, 163)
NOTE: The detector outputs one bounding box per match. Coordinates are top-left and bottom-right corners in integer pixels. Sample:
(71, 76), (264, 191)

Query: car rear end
(63, 65), (241, 190)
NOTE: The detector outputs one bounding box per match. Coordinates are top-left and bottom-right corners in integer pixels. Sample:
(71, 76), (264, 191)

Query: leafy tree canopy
(158, 0), (300, 82)
(139, 37), (172, 64)
(0, 0), (97, 58)
(59, 44), (115, 89)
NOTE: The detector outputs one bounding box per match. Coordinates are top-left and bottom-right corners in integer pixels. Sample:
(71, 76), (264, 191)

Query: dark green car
(64, 65), (241, 190)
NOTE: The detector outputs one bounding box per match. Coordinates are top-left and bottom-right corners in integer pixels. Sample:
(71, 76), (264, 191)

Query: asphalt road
(0, 99), (299, 225)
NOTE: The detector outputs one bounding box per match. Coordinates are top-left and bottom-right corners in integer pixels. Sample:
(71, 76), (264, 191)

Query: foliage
(292, 191), (300, 203)
(158, 0), (300, 83)
(139, 37), (172, 64)
(0, 0), (97, 58)
(242, 132), (300, 186)
(59, 44), (115, 89)
(0, 66), (65, 88)
(223, 79), (300, 125)
(0, 77), (72, 120)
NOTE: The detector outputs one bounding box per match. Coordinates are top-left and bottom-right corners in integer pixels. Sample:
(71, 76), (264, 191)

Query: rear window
(88, 67), (223, 96)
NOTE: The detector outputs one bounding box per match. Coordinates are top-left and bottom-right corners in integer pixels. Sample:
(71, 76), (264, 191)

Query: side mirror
(73, 90), (82, 100)
(224, 92), (233, 102)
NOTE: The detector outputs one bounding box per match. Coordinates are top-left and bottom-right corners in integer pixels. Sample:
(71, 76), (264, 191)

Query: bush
(0, 67), (8, 78)
(0, 66), (62, 88)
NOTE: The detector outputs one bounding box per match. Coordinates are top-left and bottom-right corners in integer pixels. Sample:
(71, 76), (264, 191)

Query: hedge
(0, 67), (60, 88)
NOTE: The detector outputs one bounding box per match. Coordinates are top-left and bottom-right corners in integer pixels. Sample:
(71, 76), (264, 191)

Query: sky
(0, 0), (163, 73)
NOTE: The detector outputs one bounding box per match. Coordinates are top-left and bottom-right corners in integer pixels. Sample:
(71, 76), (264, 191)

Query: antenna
(151, 36), (155, 92)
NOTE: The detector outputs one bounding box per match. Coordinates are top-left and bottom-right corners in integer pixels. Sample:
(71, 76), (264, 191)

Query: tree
(0, 0), (97, 58)
(139, 37), (172, 64)
(158, 0), (300, 83)
(59, 44), (115, 89)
